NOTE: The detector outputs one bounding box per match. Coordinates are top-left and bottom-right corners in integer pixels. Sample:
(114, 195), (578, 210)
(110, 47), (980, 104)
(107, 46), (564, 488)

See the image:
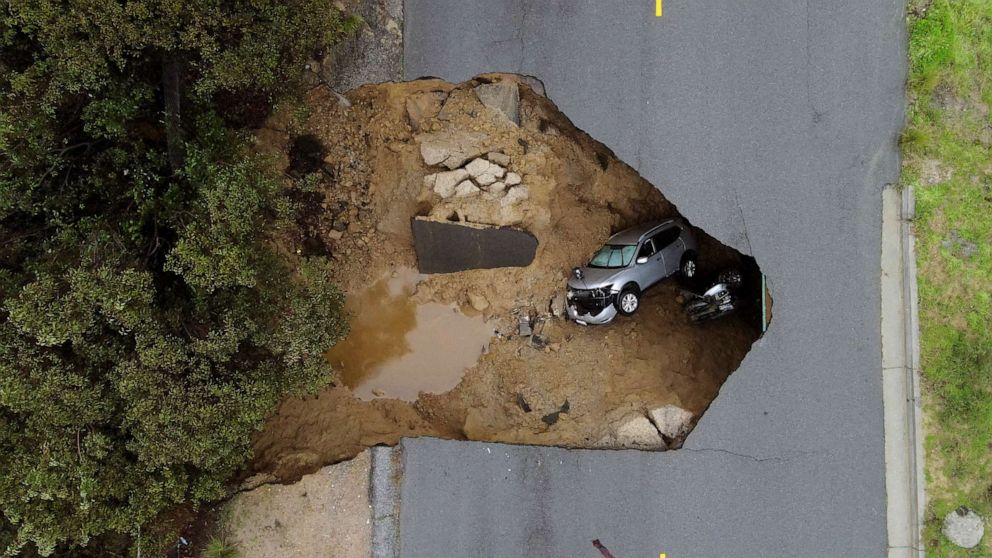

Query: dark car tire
(680, 252), (698, 279)
(616, 285), (641, 316)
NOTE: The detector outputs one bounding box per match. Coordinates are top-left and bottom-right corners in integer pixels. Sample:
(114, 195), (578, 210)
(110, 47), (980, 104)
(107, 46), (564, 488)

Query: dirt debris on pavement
(249, 73), (764, 483)
(222, 450), (373, 558)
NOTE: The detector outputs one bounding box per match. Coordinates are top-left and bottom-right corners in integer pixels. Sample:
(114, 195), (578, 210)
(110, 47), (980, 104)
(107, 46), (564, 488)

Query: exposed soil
(222, 450), (372, 558)
(249, 74), (763, 483)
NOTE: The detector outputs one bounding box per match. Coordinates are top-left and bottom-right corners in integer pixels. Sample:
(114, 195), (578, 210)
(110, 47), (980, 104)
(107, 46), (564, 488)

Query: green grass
(904, 0), (992, 554)
(201, 537), (239, 558)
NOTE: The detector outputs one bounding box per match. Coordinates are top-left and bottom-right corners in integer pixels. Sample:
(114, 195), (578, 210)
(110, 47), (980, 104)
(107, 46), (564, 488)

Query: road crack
(681, 447), (822, 463)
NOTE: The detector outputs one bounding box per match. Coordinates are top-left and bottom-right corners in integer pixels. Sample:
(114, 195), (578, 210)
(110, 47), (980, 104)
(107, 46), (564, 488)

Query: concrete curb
(901, 186), (926, 557)
(369, 445), (402, 558)
(881, 185), (926, 557)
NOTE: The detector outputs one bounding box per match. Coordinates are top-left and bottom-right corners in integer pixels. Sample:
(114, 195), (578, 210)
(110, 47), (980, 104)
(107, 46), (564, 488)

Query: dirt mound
(249, 74), (763, 482)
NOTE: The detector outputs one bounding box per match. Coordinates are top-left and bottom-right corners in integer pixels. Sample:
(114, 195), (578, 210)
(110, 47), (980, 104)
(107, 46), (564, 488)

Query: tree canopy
(0, 1), (356, 554)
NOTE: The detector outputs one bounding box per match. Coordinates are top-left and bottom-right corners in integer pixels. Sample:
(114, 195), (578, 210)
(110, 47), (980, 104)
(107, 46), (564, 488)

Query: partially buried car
(566, 218), (698, 325)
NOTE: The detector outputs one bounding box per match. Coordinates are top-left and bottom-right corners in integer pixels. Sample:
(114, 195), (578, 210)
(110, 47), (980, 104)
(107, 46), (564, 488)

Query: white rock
(943, 507), (985, 549)
(433, 169), (469, 198)
(423, 174), (437, 189)
(465, 157), (492, 178)
(504, 172), (521, 186)
(614, 413), (666, 449)
(476, 172), (498, 186)
(488, 181), (507, 194)
(454, 180), (480, 197)
(487, 151), (510, 166)
(647, 405), (695, 440)
(500, 185), (529, 206)
(417, 131), (489, 169)
(489, 164), (506, 179)
(420, 142), (449, 167)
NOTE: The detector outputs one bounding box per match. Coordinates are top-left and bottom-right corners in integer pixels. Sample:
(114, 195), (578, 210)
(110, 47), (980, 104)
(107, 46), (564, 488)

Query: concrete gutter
(881, 185), (926, 557)
(369, 445), (402, 558)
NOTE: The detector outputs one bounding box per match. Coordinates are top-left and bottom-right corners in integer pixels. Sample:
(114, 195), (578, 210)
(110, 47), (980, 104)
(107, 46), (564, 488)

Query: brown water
(326, 268), (493, 401)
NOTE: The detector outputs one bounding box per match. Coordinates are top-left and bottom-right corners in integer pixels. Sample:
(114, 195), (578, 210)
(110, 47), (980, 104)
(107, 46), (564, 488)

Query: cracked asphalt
(401, 0), (907, 555)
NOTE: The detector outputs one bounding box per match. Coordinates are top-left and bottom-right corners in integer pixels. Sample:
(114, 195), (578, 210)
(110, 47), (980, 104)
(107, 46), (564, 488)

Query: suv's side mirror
(636, 256), (649, 265)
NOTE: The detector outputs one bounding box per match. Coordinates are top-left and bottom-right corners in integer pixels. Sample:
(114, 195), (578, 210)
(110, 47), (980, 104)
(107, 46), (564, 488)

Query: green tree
(0, 1), (356, 554)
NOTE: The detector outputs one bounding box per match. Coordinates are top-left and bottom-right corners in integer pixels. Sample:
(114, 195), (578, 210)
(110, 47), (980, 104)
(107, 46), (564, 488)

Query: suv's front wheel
(617, 285), (641, 316)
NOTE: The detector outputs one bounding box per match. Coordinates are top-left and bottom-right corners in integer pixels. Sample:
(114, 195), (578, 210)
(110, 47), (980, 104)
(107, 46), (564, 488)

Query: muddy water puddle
(326, 268), (492, 401)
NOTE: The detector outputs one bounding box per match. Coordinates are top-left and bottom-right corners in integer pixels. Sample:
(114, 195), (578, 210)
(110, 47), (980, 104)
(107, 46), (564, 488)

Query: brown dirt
(249, 75), (762, 483)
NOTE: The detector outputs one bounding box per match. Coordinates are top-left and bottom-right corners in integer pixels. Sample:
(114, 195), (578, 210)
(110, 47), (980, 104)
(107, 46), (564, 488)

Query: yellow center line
(656, 0), (663, 17)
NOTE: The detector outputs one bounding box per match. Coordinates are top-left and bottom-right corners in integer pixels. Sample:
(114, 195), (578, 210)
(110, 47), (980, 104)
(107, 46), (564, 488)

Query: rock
(943, 507), (985, 549)
(487, 151), (511, 166)
(468, 293), (490, 312)
(488, 181), (507, 194)
(519, 75), (546, 97)
(504, 172), (522, 186)
(474, 82), (520, 125)
(465, 157), (493, 177)
(614, 413), (666, 450)
(454, 180), (480, 197)
(417, 131), (489, 169)
(476, 173), (498, 186)
(500, 185), (529, 206)
(328, 229), (344, 241)
(549, 292), (566, 317)
(432, 169), (469, 198)
(406, 91), (446, 132)
(647, 405), (695, 440)
(423, 174), (437, 189)
(466, 158), (505, 186)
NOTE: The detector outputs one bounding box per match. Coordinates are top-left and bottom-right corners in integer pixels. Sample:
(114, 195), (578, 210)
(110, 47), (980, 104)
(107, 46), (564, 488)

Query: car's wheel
(617, 286), (641, 316)
(680, 253), (698, 279)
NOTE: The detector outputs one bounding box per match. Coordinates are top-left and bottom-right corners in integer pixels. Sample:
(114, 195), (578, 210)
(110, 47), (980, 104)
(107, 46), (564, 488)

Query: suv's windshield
(588, 244), (636, 268)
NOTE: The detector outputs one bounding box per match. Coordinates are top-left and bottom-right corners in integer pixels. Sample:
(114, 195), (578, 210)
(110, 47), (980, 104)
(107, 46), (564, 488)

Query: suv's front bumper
(566, 295), (618, 325)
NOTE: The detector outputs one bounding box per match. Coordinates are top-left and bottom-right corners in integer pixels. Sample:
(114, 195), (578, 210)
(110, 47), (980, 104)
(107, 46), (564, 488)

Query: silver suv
(566, 218), (698, 325)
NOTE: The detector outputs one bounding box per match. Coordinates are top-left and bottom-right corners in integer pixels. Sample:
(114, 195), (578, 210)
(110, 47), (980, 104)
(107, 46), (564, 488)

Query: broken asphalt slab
(411, 217), (538, 273)
(402, 0), (906, 555)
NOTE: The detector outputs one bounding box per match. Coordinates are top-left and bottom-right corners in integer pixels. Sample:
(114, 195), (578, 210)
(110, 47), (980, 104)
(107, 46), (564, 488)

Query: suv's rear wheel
(680, 253), (698, 279)
(617, 286), (641, 316)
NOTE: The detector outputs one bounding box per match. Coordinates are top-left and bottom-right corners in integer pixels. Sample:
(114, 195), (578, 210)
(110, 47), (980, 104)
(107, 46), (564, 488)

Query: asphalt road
(402, 1), (907, 556)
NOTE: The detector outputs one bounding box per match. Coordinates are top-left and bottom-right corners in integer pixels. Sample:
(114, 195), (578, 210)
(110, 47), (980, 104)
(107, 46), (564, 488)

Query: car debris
(565, 218), (698, 325)
(529, 334), (548, 350)
(515, 393), (532, 413)
(517, 314), (533, 336)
